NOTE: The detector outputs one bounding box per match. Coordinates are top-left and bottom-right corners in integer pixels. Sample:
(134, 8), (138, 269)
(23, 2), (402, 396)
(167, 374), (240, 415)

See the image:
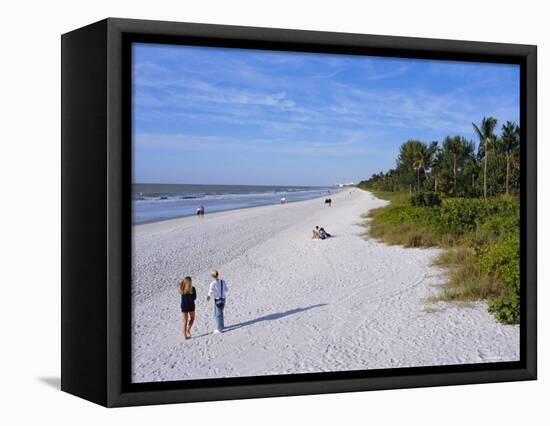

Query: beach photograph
(131, 43), (521, 383)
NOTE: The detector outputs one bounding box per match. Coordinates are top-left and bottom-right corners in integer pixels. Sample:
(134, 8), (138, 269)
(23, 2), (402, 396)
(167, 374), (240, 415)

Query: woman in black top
(178, 276), (197, 340)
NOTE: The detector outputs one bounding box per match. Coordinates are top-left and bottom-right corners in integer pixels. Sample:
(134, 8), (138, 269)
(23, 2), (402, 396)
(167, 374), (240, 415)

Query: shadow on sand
(223, 303), (327, 333)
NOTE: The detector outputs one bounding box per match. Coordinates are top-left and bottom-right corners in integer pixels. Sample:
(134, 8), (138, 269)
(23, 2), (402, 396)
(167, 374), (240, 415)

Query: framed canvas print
(61, 18), (537, 407)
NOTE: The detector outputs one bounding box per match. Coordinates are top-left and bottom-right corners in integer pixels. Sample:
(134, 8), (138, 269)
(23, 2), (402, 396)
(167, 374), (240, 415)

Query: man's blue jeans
(214, 299), (225, 331)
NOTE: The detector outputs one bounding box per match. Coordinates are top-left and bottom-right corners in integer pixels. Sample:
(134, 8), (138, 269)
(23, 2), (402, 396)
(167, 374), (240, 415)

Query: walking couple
(178, 270), (228, 340)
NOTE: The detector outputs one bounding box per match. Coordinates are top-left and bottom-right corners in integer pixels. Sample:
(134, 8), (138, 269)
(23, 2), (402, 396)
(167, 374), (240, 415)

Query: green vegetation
(359, 117), (520, 198)
(410, 191), (441, 207)
(358, 117), (520, 325)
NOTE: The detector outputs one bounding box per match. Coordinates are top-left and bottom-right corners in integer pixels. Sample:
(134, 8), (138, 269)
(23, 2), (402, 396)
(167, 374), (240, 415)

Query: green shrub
(477, 235), (520, 288)
(410, 191), (441, 207)
(426, 191), (442, 207)
(488, 292), (520, 325)
(479, 235), (520, 324)
(433, 198), (517, 235)
(381, 197), (518, 238)
(364, 195), (521, 324)
(476, 212), (519, 240)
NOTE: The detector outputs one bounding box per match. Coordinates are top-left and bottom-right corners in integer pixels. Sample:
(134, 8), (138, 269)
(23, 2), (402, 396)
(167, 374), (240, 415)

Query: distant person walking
(207, 270), (228, 333)
(327, 198), (332, 207)
(178, 276), (197, 340)
(196, 205), (205, 216)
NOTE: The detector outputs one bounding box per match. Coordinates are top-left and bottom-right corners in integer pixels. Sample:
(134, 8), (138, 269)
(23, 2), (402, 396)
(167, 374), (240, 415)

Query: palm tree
(397, 140), (426, 192)
(413, 158), (422, 191)
(441, 136), (476, 196)
(412, 141), (438, 191)
(472, 117), (498, 198)
(463, 155), (479, 196)
(443, 136), (462, 195)
(423, 141), (439, 183)
(431, 154), (441, 192)
(501, 121), (520, 195)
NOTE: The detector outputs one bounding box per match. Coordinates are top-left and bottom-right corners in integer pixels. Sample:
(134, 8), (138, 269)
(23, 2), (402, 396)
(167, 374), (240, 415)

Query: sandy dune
(131, 188), (519, 383)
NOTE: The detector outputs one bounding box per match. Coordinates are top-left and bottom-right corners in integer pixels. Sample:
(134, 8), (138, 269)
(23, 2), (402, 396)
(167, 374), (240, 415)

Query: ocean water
(132, 183), (336, 224)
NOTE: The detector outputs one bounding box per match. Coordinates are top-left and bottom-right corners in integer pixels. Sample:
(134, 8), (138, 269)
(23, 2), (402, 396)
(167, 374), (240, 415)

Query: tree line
(359, 117), (520, 198)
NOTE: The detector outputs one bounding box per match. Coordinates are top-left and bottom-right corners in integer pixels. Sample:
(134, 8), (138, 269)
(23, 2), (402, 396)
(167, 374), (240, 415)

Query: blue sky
(132, 43), (519, 186)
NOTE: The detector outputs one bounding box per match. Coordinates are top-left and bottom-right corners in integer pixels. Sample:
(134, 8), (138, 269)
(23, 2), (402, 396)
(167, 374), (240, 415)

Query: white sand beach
(132, 188), (519, 383)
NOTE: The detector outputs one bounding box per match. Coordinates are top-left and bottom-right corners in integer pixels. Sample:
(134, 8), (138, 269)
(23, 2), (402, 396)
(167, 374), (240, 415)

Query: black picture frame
(61, 17), (537, 407)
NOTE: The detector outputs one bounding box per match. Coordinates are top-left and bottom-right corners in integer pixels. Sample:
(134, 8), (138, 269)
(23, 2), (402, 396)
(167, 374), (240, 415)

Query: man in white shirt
(207, 270), (228, 333)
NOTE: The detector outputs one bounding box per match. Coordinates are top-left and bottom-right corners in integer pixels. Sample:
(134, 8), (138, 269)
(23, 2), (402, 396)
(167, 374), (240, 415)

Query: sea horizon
(132, 182), (339, 224)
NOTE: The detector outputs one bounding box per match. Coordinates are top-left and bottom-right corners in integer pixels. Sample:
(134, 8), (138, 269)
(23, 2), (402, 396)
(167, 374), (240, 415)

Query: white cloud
(133, 47), (519, 155)
(133, 128), (391, 158)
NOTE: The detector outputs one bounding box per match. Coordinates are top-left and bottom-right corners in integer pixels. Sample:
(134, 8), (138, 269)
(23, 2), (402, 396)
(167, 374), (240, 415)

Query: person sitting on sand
(313, 226), (327, 240)
(319, 226), (332, 238)
(207, 270), (228, 333)
(314, 225), (331, 239)
(178, 276), (197, 340)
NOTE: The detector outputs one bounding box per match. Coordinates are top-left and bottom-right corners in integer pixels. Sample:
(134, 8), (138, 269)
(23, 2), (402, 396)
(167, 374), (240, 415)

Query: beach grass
(359, 188), (520, 324)
(431, 247), (499, 302)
